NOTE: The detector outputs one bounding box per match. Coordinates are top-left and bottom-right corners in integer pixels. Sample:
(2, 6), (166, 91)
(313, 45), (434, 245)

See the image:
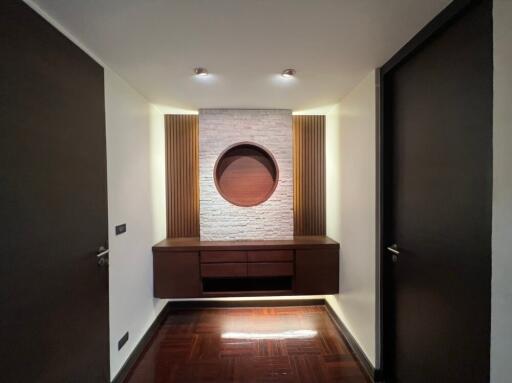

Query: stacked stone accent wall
(199, 109), (293, 240)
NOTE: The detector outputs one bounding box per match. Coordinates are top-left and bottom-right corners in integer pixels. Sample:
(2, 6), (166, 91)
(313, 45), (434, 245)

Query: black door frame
(376, 0), (483, 380)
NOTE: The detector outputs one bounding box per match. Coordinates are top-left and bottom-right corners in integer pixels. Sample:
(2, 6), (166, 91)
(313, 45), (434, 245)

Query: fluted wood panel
(165, 115), (199, 238)
(293, 115), (326, 236)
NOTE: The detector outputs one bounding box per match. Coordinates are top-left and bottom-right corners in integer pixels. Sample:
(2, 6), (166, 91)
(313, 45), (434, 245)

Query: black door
(381, 1), (493, 382)
(1, 2), (109, 381)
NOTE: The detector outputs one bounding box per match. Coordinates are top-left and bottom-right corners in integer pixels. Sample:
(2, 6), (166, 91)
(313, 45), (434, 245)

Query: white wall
(324, 71), (377, 367)
(293, 75), (377, 366)
(105, 69), (166, 379)
(491, 2), (512, 382)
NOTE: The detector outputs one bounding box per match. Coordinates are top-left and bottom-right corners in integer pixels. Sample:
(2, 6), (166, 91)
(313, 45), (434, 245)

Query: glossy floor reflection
(124, 306), (371, 383)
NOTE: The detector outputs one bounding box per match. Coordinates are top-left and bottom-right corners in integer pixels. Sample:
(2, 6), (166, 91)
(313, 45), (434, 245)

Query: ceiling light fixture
(194, 67), (209, 76)
(281, 68), (296, 78)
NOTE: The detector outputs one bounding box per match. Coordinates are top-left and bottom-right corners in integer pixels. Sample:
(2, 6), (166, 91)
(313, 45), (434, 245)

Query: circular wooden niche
(214, 142), (279, 207)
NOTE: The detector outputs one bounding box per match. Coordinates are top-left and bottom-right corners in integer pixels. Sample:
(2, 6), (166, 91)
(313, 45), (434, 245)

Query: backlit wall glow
(296, 71), (378, 367)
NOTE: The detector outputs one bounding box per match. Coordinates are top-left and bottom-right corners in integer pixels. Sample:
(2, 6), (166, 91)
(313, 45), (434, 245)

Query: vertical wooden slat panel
(321, 117), (326, 233)
(292, 115), (326, 236)
(165, 114), (199, 238)
(193, 116), (199, 234)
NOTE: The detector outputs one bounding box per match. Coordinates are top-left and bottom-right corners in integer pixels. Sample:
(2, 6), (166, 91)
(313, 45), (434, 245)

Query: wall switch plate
(115, 224), (126, 235)
(118, 331), (129, 350)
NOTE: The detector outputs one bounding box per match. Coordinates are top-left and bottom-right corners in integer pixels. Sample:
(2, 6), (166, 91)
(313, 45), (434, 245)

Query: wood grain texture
(247, 250), (294, 263)
(293, 115), (326, 236)
(214, 142), (279, 207)
(201, 251), (247, 263)
(123, 306), (371, 383)
(247, 262), (294, 277)
(166, 114), (199, 238)
(154, 236), (339, 252)
(154, 252), (201, 298)
(153, 237), (340, 298)
(200, 263), (248, 278)
(295, 249), (339, 295)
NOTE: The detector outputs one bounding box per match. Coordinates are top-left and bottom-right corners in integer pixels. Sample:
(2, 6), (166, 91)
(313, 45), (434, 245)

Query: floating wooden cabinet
(295, 249), (339, 294)
(153, 236), (339, 298)
(153, 252), (201, 298)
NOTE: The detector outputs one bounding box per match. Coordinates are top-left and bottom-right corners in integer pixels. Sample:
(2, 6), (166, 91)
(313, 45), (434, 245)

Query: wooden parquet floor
(124, 306), (371, 383)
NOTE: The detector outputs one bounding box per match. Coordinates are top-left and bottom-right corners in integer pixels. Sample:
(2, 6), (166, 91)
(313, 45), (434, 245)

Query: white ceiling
(31, 0), (450, 111)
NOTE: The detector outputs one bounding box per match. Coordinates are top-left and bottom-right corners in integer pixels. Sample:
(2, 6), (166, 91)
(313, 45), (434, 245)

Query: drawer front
(201, 263), (247, 278)
(247, 250), (294, 263)
(201, 251), (246, 263)
(247, 262), (294, 277)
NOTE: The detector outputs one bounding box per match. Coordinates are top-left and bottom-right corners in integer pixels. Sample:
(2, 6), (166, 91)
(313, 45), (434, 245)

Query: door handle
(97, 246), (109, 258)
(97, 246), (109, 266)
(386, 244), (400, 255)
(387, 244), (400, 263)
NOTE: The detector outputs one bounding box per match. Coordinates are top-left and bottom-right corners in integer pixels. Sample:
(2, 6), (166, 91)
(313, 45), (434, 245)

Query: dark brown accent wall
(165, 115), (200, 238)
(292, 115), (326, 236)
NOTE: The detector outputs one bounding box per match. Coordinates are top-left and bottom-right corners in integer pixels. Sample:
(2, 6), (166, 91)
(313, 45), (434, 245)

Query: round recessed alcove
(214, 142), (279, 207)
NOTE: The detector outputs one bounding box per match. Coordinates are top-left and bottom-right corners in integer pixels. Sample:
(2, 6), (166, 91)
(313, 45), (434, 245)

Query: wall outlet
(115, 223), (126, 235)
(118, 331), (129, 350)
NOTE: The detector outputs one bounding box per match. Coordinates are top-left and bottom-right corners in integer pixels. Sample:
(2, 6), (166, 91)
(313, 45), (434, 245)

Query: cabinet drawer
(247, 250), (293, 262)
(201, 263), (247, 278)
(201, 251), (246, 263)
(247, 262), (294, 277)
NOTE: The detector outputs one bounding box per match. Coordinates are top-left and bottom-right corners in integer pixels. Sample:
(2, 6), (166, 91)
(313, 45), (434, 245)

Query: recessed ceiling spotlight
(194, 67), (209, 76)
(281, 68), (296, 78)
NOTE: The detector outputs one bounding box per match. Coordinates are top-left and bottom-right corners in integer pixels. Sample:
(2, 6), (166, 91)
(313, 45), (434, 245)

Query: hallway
(2, 1), (511, 382)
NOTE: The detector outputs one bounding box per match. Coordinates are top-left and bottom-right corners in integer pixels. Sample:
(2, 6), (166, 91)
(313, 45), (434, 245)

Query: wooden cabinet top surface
(153, 236), (339, 252)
